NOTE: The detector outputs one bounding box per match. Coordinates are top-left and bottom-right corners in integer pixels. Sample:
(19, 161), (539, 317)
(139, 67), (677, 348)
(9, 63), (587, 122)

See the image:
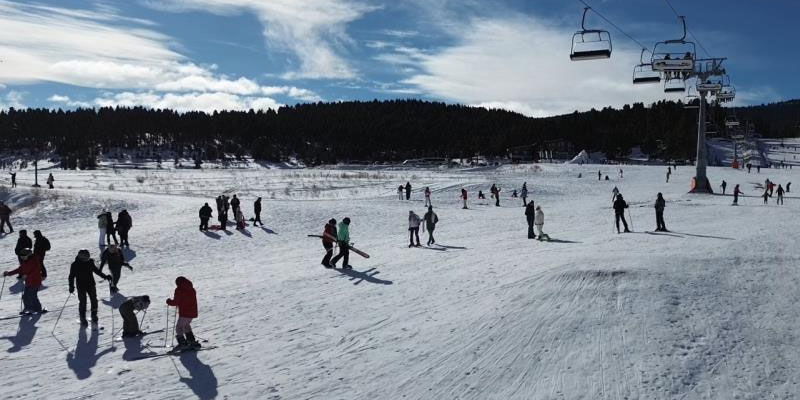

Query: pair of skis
(129, 345), (218, 360)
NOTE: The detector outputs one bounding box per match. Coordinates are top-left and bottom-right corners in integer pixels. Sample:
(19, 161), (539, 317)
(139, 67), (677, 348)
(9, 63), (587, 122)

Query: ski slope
(0, 162), (798, 399)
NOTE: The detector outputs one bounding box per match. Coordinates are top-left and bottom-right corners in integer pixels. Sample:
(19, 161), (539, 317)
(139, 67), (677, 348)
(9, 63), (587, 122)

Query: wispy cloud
(144, 0), (379, 80)
(49, 91), (284, 113)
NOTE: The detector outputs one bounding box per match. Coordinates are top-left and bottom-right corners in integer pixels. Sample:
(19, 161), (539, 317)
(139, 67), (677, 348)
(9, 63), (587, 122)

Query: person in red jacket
(3, 248), (46, 314)
(321, 218), (337, 268)
(166, 276), (200, 351)
(460, 188), (468, 209)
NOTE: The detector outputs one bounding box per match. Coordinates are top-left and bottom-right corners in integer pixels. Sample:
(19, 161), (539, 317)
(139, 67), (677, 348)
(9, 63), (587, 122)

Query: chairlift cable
(576, 0), (651, 53)
(662, 0), (713, 58)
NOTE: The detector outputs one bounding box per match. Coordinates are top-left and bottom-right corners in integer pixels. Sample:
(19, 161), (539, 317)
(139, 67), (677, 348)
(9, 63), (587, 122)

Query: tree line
(0, 99), (797, 168)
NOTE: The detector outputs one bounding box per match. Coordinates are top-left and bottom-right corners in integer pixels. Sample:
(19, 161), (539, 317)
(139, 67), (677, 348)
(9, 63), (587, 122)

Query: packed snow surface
(0, 162), (798, 399)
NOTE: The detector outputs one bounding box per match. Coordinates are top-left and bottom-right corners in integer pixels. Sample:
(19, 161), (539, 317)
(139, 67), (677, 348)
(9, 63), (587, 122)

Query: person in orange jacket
(167, 276), (200, 351)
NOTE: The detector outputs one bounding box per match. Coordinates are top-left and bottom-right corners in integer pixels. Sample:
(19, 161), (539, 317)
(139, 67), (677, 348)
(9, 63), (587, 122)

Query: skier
(654, 193), (667, 232)
(424, 187), (432, 207)
(524, 201), (536, 239)
(69, 249), (111, 326)
(99, 245), (132, 293)
(105, 211), (119, 246)
(408, 210), (422, 247)
(423, 206), (438, 246)
(9, 171), (16, 188)
(733, 184), (742, 205)
(0, 201), (12, 233)
(461, 188), (468, 209)
(405, 182), (412, 201)
(478, 190), (485, 200)
(776, 184), (785, 205)
(97, 210), (108, 246)
(116, 210), (132, 247)
(253, 197), (263, 227)
(166, 276), (201, 351)
(198, 203), (213, 231)
(534, 205), (550, 241)
(119, 295), (150, 338)
(397, 185), (403, 200)
(14, 230), (32, 269)
(721, 180), (727, 195)
(762, 189), (770, 204)
(521, 182), (528, 206)
(611, 186), (619, 202)
(330, 217), (352, 269)
(613, 194), (630, 233)
(321, 219), (337, 268)
(46, 173), (54, 189)
(230, 194), (240, 214)
(3, 249), (46, 314)
(32, 230), (50, 279)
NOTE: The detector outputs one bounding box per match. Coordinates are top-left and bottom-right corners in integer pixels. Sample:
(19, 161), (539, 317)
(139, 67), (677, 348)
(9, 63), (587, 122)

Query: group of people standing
(97, 210), (132, 247)
(202, 194), (263, 231)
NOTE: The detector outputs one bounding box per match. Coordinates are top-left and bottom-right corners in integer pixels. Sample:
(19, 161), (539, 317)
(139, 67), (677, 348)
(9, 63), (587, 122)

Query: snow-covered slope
(0, 162), (798, 399)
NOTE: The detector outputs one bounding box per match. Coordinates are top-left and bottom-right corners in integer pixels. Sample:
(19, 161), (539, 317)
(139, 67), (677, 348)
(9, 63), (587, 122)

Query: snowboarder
(46, 173), (54, 189)
(253, 197), (263, 227)
(166, 276), (201, 351)
(721, 180), (727, 195)
(424, 187), (432, 207)
(3, 249), (46, 314)
(116, 210), (132, 247)
(733, 184), (742, 205)
(0, 201), (12, 234)
(119, 295), (150, 338)
(321, 219), (337, 268)
(397, 186), (403, 200)
(69, 249), (111, 326)
(405, 182), (412, 200)
(9, 171), (16, 188)
(521, 182), (528, 206)
(230, 194), (240, 214)
(14, 230), (32, 268)
(776, 184), (785, 205)
(423, 206), (438, 246)
(97, 211), (108, 246)
(534, 205), (550, 241)
(461, 188), (468, 209)
(525, 201), (536, 239)
(32, 230), (50, 279)
(490, 184), (501, 207)
(613, 194), (630, 233)
(654, 193), (667, 232)
(99, 245), (131, 293)
(330, 217), (352, 269)
(199, 203), (212, 231)
(408, 210), (422, 247)
(105, 211), (119, 246)
(478, 190), (485, 200)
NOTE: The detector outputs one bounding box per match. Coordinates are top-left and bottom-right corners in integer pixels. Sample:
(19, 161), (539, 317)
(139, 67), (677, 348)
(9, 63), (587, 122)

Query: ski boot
(172, 335), (188, 353)
(185, 332), (202, 350)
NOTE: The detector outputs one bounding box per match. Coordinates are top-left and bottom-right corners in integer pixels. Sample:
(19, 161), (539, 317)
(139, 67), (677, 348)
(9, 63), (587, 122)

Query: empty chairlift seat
(570, 8), (612, 61)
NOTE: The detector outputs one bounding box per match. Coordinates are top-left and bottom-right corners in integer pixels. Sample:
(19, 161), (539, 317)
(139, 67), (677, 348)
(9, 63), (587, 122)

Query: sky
(0, 0), (796, 117)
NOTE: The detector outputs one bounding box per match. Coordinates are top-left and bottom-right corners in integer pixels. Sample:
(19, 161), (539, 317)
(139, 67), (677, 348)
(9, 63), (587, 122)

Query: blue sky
(0, 0), (796, 116)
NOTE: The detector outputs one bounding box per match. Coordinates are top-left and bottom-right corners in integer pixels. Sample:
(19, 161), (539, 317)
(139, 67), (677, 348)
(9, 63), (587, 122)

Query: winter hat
(328, 218), (336, 225)
(77, 249), (91, 261)
(343, 217), (351, 224)
(33, 230), (41, 237)
(536, 205), (541, 210)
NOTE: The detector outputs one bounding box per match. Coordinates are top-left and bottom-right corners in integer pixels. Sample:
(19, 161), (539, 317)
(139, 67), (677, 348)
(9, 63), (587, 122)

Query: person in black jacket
(613, 194), (630, 233)
(32, 230), (50, 279)
(99, 245), (131, 293)
(525, 201), (536, 239)
(15, 229), (32, 268)
(119, 295), (150, 337)
(68, 249), (111, 325)
(405, 182), (412, 200)
(105, 212), (119, 245)
(199, 203), (213, 231)
(654, 193), (667, 232)
(230, 194), (240, 214)
(116, 210), (132, 247)
(253, 197), (263, 227)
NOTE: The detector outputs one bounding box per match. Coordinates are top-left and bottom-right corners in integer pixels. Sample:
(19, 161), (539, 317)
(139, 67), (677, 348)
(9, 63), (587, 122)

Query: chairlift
(570, 7), (612, 61)
(725, 115), (740, 128)
(696, 78), (722, 93)
(632, 49), (661, 84)
(664, 76), (686, 93)
(717, 75), (735, 101)
(684, 87), (699, 108)
(651, 17), (696, 72)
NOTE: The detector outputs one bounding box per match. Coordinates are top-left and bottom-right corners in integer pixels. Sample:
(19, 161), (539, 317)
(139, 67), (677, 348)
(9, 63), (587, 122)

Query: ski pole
(0, 275), (5, 302)
(51, 292), (72, 334)
(110, 301), (114, 347)
(164, 303), (169, 348)
(170, 307), (177, 347)
(139, 309), (148, 331)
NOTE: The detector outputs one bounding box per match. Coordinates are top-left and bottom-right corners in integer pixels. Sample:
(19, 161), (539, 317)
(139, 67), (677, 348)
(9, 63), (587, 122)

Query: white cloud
(396, 16), (675, 117)
(92, 91), (283, 113)
(146, 0), (378, 80)
(0, 90), (25, 109)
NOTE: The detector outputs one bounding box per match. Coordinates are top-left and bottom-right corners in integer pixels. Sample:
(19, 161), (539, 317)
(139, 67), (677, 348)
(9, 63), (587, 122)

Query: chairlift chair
(664, 76), (686, 93)
(717, 76), (735, 101)
(725, 116), (740, 128)
(632, 49), (661, 84)
(651, 17), (696, 72)
(570, 8), (612, 61)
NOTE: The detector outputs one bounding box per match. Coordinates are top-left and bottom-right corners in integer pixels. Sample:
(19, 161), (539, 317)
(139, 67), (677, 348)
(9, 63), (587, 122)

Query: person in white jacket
(97, 211), (108, 246)
(408, 210), (422, 247)
(534, 205), (550, 241)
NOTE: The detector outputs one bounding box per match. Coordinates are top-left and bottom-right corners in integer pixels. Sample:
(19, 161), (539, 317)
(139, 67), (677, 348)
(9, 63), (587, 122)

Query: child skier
(166, 276), (200, 351)
(3, 248), (46, 314)
(534, 205), (550, 241)
(119, 295), (150, 338)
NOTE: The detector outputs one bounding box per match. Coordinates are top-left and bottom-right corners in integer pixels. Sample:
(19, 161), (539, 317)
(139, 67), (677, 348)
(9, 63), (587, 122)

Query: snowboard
(308, 234), (371, 259)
